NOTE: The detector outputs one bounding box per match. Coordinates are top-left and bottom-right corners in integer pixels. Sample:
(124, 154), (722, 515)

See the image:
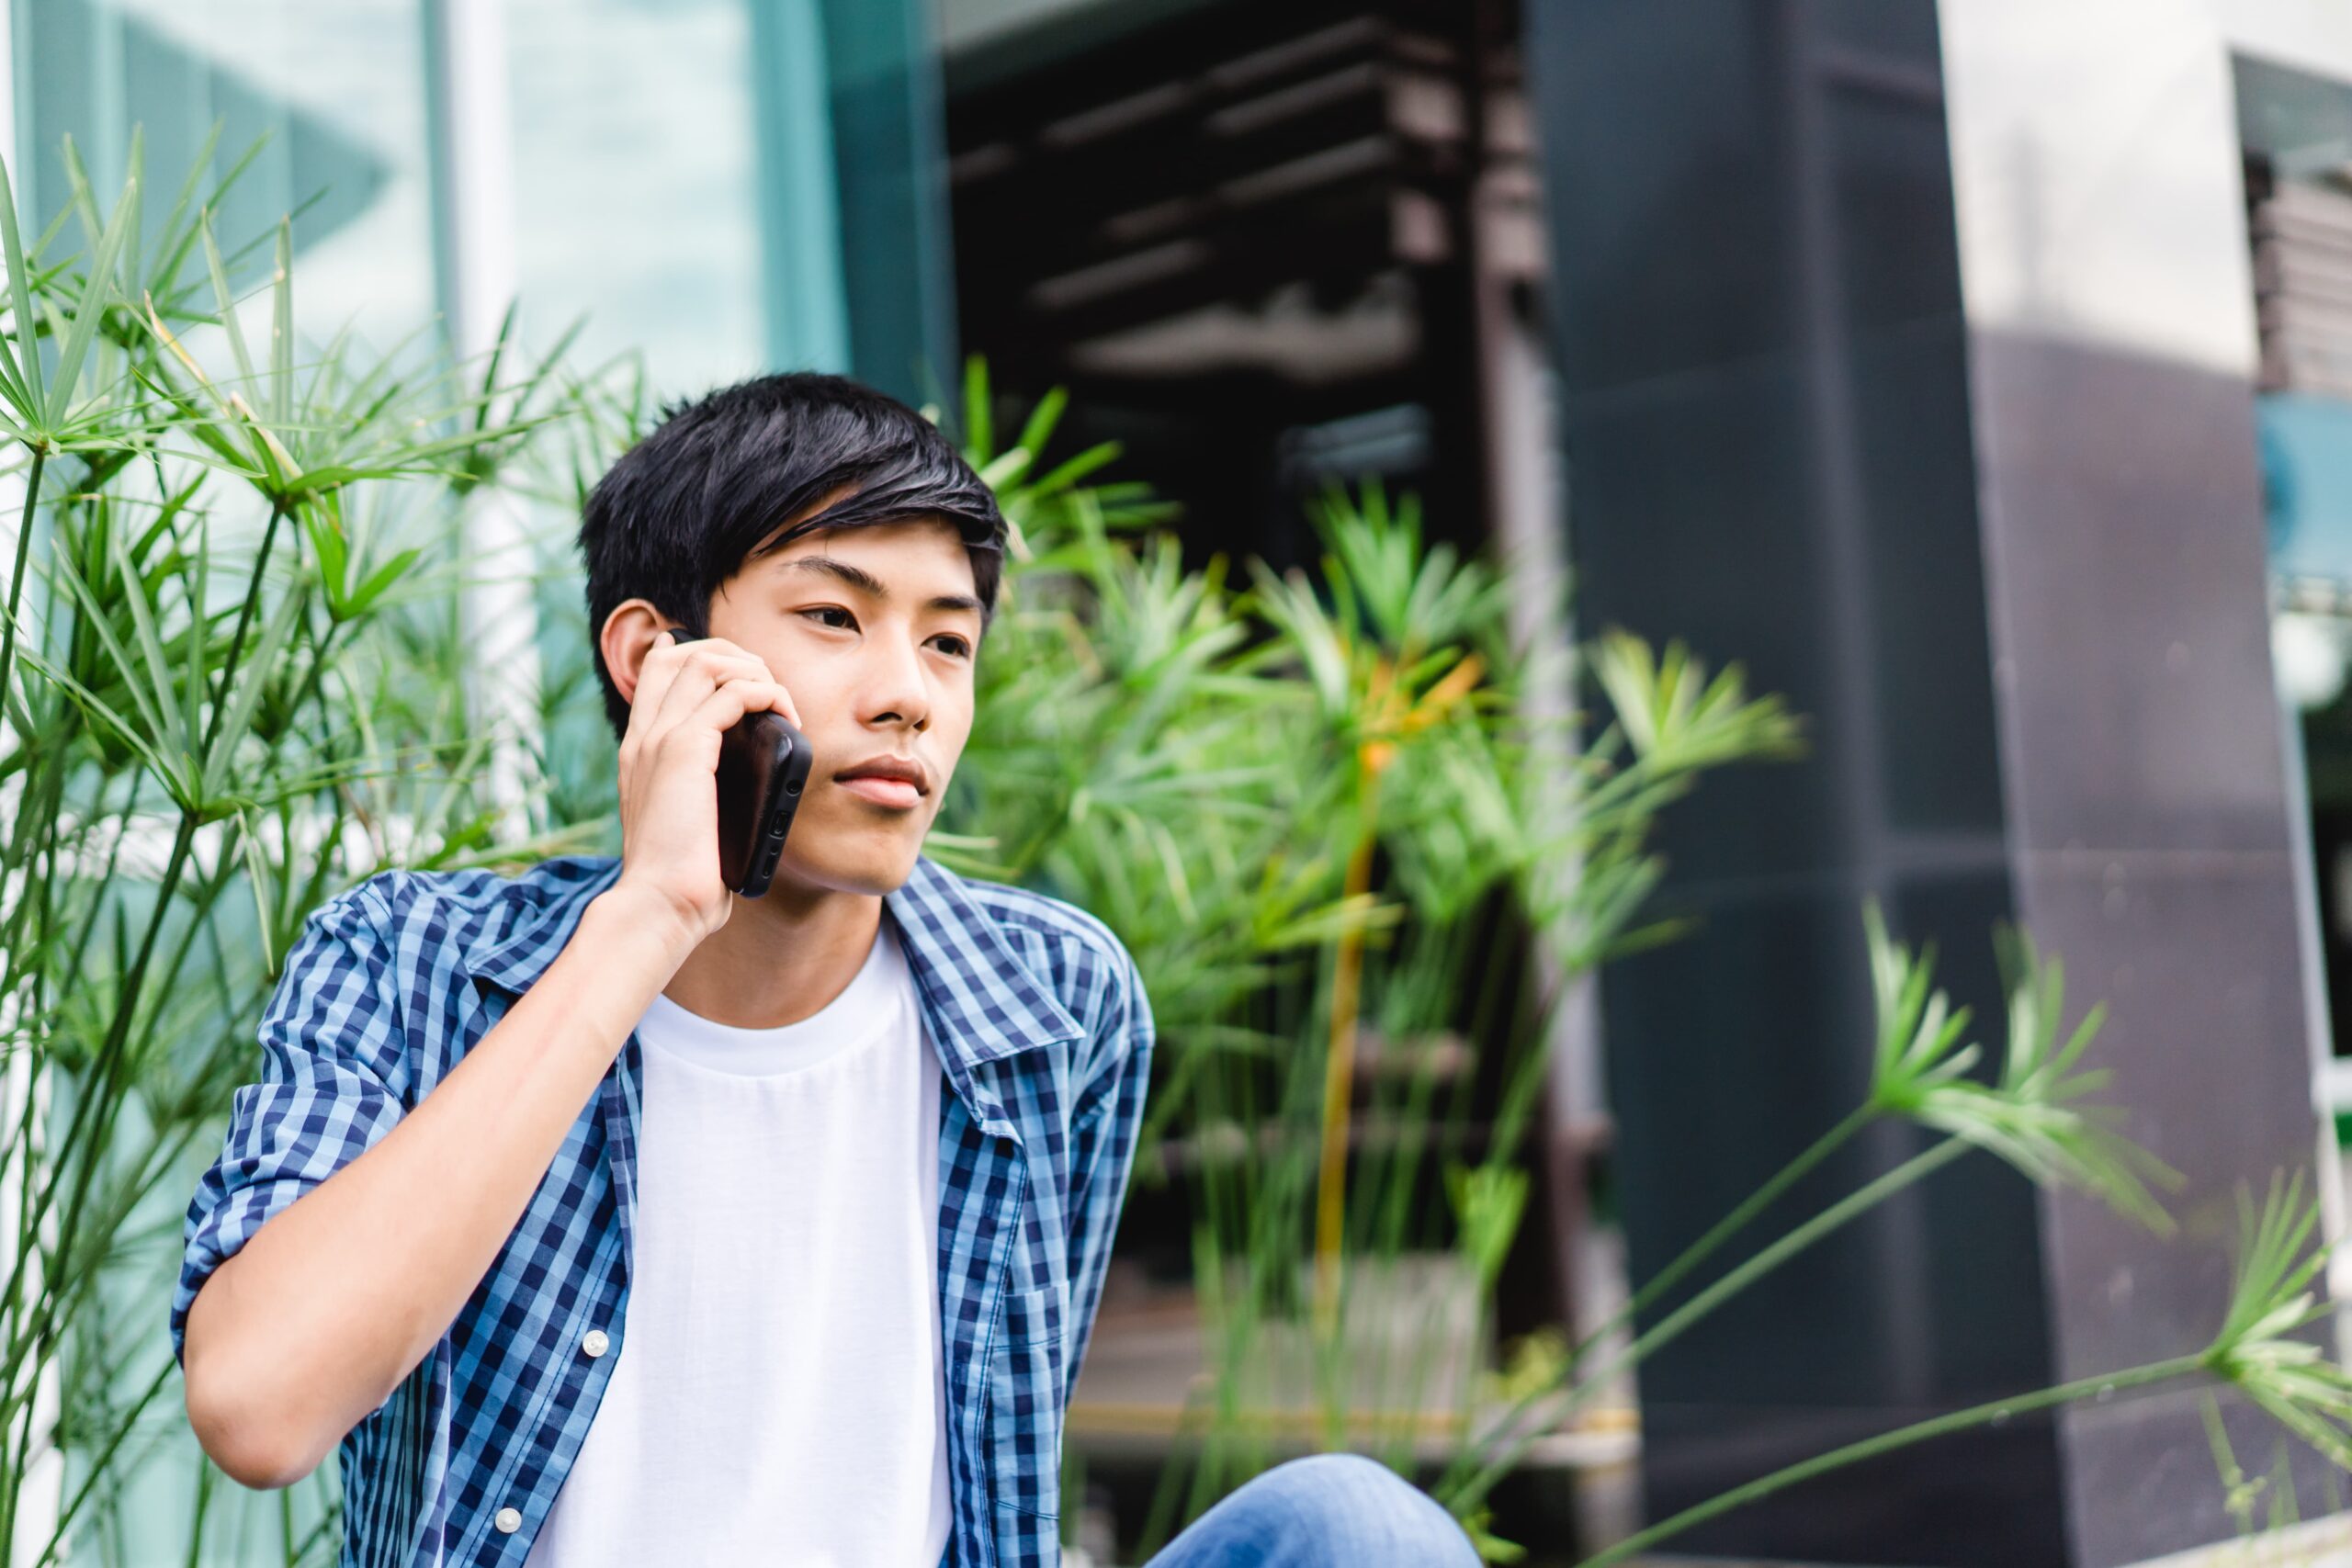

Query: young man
(171, 372), (1479, 1567)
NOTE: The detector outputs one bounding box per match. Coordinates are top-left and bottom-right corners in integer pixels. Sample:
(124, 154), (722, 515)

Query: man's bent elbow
(185, 1376), (319, 1491)
(182, 1277), (324, 1491)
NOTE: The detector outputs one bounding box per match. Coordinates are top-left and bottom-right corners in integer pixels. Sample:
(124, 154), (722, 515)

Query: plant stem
(31, 1355), (177, 1567)
(1435, 1100), (1880, 1499)
(0, 812), (199, 1389)
(1616, 1101), (1878, 1346)
(1577, 1353), (2211, 1567)
(1312, 755), (1385, 1341)
(1443, 1134), (1973, 1514)
(198, 498), (288, 759)
(0, 445), (49, 737)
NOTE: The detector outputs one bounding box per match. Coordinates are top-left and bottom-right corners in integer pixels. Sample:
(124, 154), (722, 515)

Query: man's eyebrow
(776, 555), (983, 615)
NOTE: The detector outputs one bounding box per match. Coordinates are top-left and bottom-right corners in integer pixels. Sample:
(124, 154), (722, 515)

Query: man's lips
(839, 775), (922, 808)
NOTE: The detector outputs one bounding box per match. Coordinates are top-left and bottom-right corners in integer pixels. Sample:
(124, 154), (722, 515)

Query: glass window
(507, 0), (769, 399)
(23, 0), (437, 348)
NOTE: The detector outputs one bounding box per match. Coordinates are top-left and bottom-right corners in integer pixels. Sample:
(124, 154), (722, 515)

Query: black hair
(578, 370), (1008, 740)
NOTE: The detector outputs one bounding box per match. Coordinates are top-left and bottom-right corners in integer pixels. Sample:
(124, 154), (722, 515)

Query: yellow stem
(1314, 777), (1381, 1340)
(1315, 651), (1399, 1343)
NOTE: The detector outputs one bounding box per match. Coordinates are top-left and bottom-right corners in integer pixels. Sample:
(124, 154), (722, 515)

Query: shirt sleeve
(1060, 939), (1156, 1403)
(170, 876), (411, 1370)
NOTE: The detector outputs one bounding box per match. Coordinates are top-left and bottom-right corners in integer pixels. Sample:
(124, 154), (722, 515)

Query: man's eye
(802, 607), (968, 659)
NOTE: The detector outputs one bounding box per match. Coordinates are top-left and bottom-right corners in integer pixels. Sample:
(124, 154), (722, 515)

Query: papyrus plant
(0, 132), (589, 1567)
(1566, 1168), (2351, 1568)
(1435, 902), (2352, 1565)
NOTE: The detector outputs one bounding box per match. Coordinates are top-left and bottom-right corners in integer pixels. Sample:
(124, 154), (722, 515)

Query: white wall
(1938, 0), (2262, 374)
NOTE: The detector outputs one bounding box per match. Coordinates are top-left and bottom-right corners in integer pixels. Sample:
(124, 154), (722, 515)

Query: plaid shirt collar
(462, 853), (1088, 1140)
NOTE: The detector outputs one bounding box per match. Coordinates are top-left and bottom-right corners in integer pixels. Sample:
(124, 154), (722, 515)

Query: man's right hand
(614, 629), (802, 947)
(182, 711), (760, 1487)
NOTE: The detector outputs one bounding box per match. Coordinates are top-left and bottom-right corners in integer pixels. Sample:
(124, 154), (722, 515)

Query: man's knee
(1234, 1452), (1482, 1566)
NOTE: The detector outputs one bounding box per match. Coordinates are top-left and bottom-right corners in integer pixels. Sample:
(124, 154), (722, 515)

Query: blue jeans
(1139, 1453), (1483, 1567)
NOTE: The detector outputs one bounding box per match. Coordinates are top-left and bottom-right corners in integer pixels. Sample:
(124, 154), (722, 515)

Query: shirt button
(582, 1329), (610, 1359)
(493, 1507), (522, 1534)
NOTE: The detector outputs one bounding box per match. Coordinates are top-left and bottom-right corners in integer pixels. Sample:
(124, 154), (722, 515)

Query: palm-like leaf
(136, 210), (571, 512)
(1862, 898), (1984, 1111)
(1586, 626), (1806, 776)
(2205, 1171), (2352, 1469)
(0, 141), (143, 451)
(1302, 476), (1508, 656)
(1862, 902), (2182, 1233)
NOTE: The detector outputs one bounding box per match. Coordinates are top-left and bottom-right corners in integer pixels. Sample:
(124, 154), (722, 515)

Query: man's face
(683, 509), (983, 897)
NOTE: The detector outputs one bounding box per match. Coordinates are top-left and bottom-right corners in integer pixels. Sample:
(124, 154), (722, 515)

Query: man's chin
(769, 834), (922, 898)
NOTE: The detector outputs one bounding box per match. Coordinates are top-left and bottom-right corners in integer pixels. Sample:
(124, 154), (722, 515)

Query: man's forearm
(183, 887), (695, 1487)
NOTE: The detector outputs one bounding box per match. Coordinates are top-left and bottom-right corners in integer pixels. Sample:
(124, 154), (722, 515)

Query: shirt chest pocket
(987, 1282), (1068, 1522)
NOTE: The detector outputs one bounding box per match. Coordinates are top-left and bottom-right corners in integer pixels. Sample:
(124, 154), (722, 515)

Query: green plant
(931, 355), (1808, 1556)
(1430, 898), (2352, 1565)
(0, 130), (594, 1566)
(1569, 1170), (2351, 1568)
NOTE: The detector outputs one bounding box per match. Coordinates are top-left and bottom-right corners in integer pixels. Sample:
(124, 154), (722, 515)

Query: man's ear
(603, 602), (685, 708)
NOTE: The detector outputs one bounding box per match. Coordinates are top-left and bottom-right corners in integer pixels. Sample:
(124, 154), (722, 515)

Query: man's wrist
(579, 885), (703, 976)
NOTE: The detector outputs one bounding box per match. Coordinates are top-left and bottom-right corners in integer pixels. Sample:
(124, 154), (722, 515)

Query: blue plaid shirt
(170, 852), (1155, 1568)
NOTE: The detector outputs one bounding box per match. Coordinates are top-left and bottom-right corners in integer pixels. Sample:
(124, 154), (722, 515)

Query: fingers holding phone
(615, 630), (799, 942)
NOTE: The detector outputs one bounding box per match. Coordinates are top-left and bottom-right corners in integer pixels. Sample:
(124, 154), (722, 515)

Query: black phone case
(717, 710), (812, 897)
(671, 634), (814, 897)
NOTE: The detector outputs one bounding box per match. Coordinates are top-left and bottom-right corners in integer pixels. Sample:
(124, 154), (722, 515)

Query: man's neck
(658, 879), (886, 1031)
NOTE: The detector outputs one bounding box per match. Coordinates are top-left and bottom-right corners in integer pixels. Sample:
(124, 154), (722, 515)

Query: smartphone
(670, 633), (815, 897)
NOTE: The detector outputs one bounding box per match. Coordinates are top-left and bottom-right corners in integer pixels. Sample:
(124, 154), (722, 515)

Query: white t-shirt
(524, 916), (953, 1568)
